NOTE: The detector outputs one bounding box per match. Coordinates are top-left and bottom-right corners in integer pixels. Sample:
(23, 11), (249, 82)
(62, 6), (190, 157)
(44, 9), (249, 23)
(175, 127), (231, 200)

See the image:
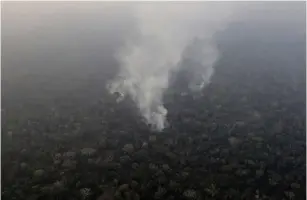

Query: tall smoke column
(108, 3), (235, 131)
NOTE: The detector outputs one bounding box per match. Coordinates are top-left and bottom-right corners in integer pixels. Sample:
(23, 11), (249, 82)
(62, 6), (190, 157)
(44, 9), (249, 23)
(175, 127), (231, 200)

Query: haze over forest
(2, 2), (306, 200)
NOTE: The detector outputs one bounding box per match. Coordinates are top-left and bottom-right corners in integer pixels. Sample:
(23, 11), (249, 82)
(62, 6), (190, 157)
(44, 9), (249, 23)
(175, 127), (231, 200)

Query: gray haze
(2, 2), (305, 131)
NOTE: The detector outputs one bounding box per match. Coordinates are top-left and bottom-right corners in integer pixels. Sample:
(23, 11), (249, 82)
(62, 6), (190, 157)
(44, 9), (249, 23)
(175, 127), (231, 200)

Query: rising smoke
(107, 3), (235, 131)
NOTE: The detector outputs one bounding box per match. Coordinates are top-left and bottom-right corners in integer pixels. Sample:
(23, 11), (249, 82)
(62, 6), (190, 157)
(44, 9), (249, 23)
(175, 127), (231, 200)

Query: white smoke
(108, 3), (235, 131)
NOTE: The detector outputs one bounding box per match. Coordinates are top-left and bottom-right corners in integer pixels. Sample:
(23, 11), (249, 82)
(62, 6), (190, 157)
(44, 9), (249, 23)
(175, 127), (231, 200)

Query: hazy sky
(2, 2), (304, 74)
(2, 2), (304, 68)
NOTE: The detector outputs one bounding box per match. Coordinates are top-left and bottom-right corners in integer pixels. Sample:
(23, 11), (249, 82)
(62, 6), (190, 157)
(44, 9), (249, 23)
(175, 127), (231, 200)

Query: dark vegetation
(2, 15), (306, 200)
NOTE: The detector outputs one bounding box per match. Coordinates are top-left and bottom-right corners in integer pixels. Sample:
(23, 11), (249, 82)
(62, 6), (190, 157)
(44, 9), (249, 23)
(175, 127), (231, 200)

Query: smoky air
(2, 2), (305, 200)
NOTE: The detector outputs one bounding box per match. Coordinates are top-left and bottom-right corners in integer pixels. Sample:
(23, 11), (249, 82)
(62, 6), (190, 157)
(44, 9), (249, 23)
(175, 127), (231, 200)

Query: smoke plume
(108, 3), (234, 131)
